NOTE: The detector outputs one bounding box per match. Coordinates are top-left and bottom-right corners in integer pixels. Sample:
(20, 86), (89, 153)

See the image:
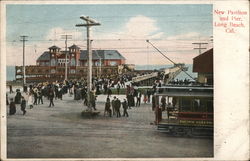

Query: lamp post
(76, 16), (100, 111)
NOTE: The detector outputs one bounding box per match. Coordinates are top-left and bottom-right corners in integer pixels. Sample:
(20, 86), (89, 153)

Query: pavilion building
(15, 44), (133, 82)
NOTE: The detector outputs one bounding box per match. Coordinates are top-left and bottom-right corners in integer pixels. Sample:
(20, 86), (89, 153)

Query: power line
(5, 37), (212, 43)
(146, 40), (195, 81)
(192, 42), (208, 54)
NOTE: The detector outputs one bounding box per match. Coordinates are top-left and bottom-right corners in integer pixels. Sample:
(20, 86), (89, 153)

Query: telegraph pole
(61, 34), (72, 81)
(20, 36), (28, 91)
(192, 42), (208, 54)
(76, 16), (100, 111)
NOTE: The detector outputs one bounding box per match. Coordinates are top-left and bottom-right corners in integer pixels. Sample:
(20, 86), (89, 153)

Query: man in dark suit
(48, 89), (55, 107)
(115, 98), (121, 118)
(122, 99), (129, 117)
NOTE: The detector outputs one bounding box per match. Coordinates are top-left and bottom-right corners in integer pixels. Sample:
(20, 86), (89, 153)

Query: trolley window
(207, 99), (213, 113)
(180, 97), (192, 112)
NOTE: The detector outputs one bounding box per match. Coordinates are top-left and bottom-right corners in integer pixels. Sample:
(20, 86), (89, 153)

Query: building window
(51, 69), (56, 73)
(70, 69), (76, 74)
(71, 59), (76, 66)
(180, 98), (192, 112)
(109, 61), (117, 66)
(51, 58), (56, 66)
(95, 61), (102, 66)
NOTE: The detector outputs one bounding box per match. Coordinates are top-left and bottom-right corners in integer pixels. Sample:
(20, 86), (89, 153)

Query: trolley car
(154, 85), (213, 137)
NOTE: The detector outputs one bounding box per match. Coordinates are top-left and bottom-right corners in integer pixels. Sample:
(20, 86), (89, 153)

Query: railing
(15, 65), (119, 75)
(132, 72), (158, 82)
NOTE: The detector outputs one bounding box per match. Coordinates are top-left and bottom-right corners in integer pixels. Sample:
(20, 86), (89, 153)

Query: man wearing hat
(9, 98), (16, 115)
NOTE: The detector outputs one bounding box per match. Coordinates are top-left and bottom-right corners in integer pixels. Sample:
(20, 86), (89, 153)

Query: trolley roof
(156, 85), (213, 97)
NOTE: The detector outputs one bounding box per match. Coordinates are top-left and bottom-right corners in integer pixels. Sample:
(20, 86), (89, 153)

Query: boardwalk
(7, 93), (213, 158)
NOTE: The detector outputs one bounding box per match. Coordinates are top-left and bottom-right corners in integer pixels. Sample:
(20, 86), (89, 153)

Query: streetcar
(153, 85), (213, 137)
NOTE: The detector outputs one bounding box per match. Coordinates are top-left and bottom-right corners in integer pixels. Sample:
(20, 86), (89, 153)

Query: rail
(132, 72), (158, 83)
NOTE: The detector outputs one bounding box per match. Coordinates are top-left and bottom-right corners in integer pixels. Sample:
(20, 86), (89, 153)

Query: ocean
(6, 66), (16, 81)
(6, 64), (197, 81)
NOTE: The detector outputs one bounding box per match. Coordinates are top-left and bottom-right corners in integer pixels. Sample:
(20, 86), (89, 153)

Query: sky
(6, 4), (213, 66)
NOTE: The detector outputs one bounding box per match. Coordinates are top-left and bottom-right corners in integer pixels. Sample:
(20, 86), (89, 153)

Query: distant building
(193, 48), (213, 85)
(16, 44), (133, 82)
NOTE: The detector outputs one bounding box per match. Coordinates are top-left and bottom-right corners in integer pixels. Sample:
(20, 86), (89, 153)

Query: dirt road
(6, 93), (213, 158)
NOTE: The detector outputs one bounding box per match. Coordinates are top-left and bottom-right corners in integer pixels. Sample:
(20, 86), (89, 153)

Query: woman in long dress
(27, 92), (34, 109)
(143, 93), (148, 104)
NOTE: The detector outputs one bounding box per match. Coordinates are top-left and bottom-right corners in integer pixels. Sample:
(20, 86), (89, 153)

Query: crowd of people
(169, 78), (194, 85)
(7, 71), (179, 118)
(104, 97), (128, 118)
(6, 76), (157, 117)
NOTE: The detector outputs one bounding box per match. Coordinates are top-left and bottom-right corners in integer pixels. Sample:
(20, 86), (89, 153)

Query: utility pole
(192, 42), (208, 54)
(61, 34), (72, 81)
(20, 36), (28, 91)
(76, 16), (100, 111)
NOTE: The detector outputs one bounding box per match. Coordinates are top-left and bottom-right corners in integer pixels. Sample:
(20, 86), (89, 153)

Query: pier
(132, 64), (187, 86)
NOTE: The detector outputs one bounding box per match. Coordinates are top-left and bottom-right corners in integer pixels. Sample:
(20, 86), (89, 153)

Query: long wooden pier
(132, 64), (187, 86)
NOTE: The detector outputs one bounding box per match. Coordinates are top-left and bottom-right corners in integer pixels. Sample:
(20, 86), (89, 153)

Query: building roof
(48, 45), (60, 50)
(69, 44), (80, 49)
(37, 51), (50, 61)
(80, 50), (126, 60)
(36, 48), (126, 62)
(193, 48), (213, 73)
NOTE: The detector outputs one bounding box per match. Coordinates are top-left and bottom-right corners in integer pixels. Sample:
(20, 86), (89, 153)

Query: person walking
(14, 90), (22, 104)
(161, 96), (166, 111)
(48, 89), (55, 107)
(115, 98), (121, 118)
(143, 93), (148, 104)
(27, 92), (34, 109)
(117, 83), (120, 95)
(9, 98), (16, 115)
(33, 89), (38, 105)
(147, 90), (151, 103)
(136, 91), (142, 107)
(107, 88), (112, 97)
(58, 87), (63, 100)
(20, 96), (27, 115)
(37, 89), (43, 104)
(111, 96), (116, 116)
(122, 99), (129, 117)
(89, 91), (97, 110)
(104, 97), (112, 117)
